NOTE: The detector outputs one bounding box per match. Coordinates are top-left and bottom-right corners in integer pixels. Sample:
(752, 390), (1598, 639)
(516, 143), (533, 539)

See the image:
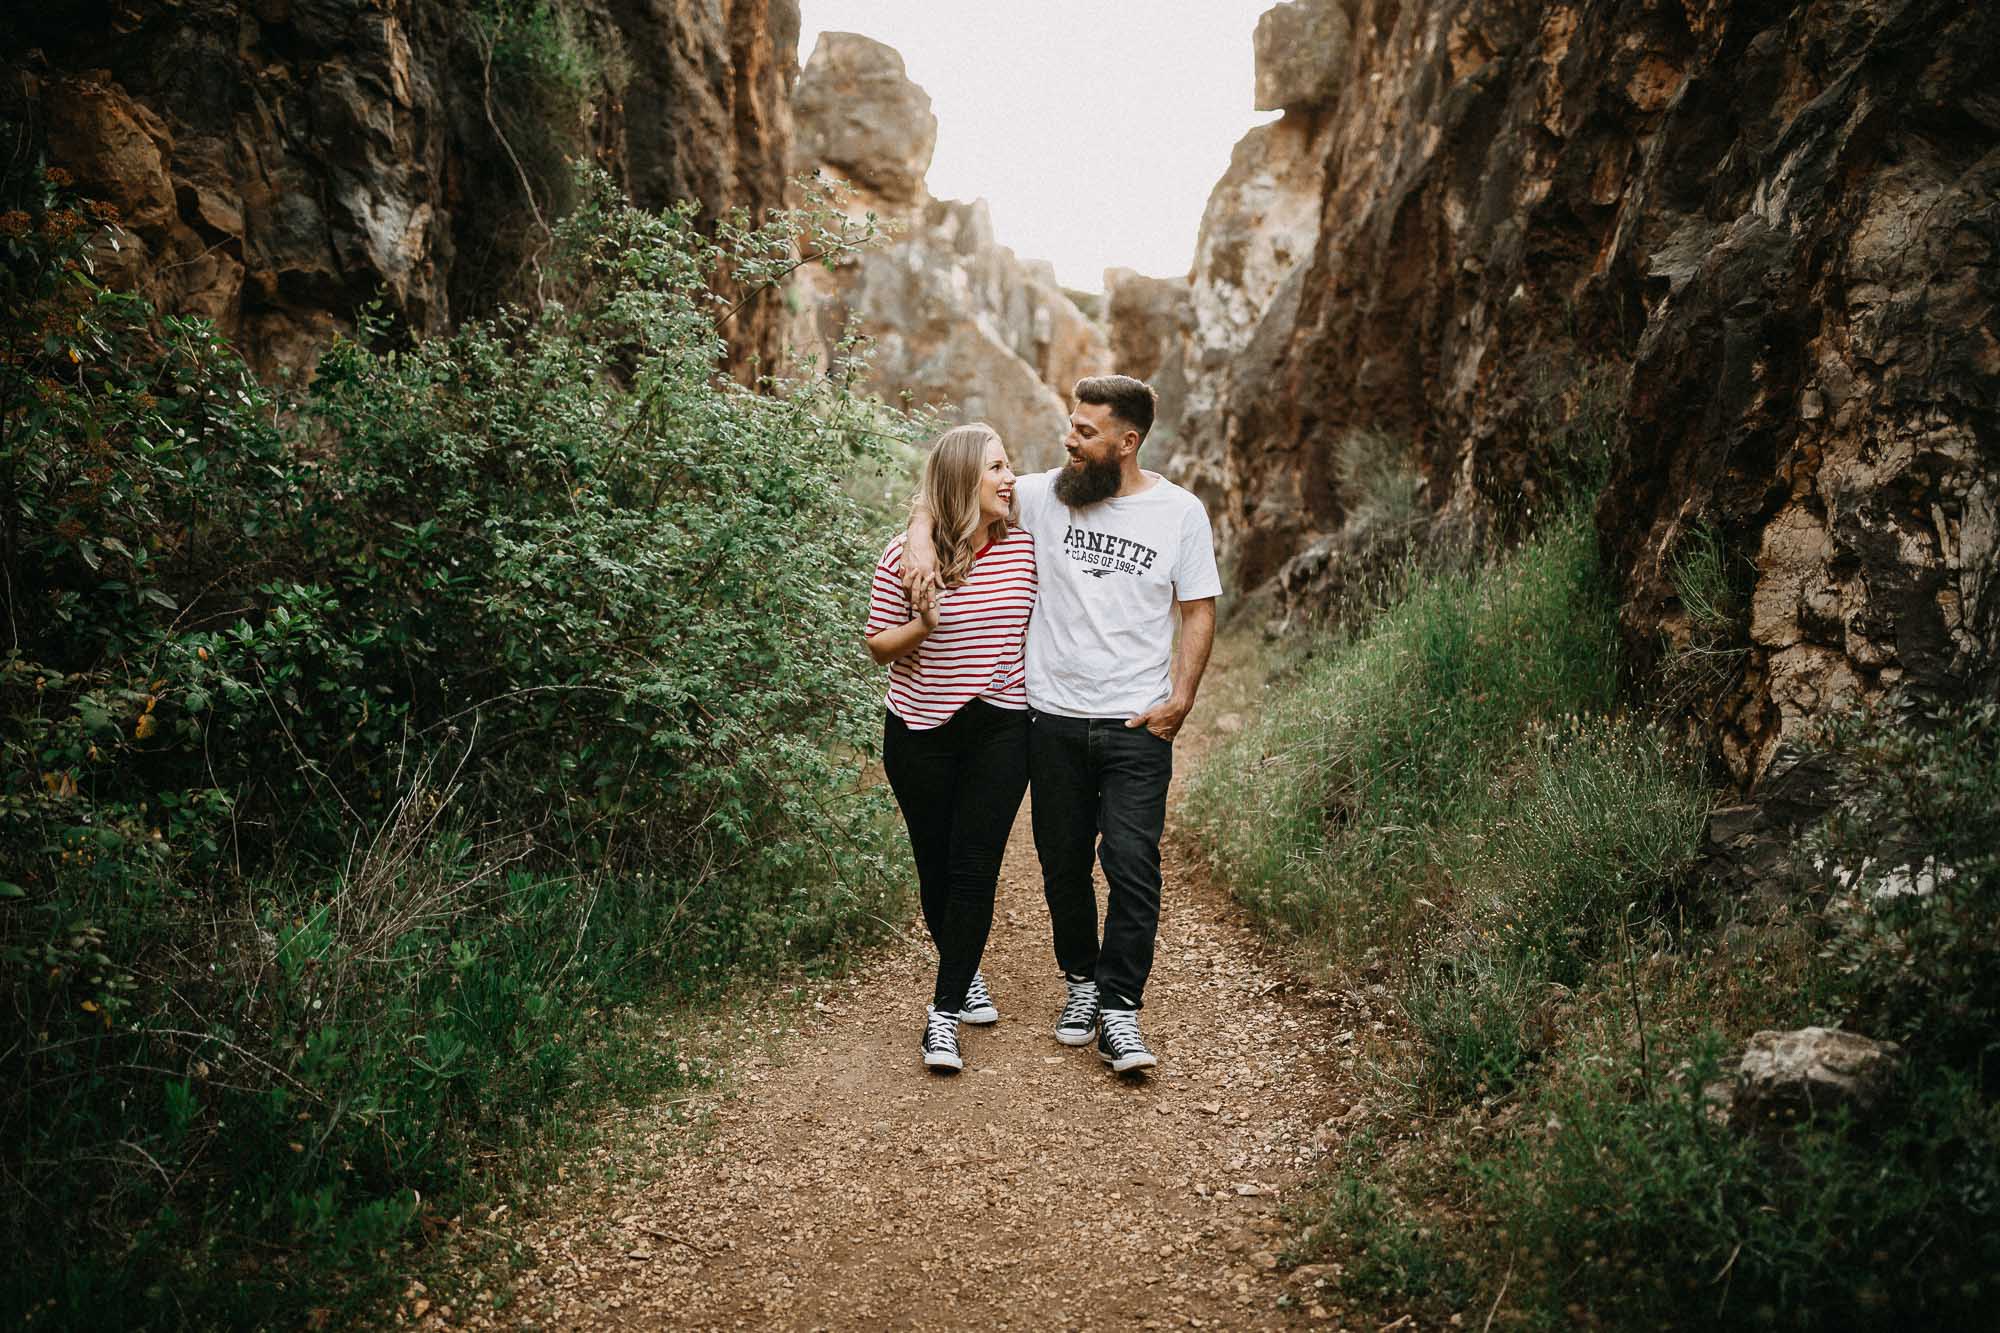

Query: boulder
(791, 31), (935, 208)
(1253, 0), (1350, 112)
(1732, 1027), (1902, 1124)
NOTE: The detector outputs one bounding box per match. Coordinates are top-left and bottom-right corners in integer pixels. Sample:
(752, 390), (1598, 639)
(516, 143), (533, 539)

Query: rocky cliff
(1158, 0), (1998, 784)
(3, 0), (799, 374)
(1106, 0), (1346, 515)
(787, 32), (1110, 471)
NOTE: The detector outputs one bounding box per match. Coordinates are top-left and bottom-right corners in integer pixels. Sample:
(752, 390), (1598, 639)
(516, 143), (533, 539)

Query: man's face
(1054, 401), (1126, 506)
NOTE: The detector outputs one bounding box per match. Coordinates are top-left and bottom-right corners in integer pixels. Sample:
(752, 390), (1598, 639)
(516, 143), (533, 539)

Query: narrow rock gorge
(9, 0), (1994, 782)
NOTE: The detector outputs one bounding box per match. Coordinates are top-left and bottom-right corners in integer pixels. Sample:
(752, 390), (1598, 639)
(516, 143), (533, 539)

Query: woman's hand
(917, 588), (940, 631)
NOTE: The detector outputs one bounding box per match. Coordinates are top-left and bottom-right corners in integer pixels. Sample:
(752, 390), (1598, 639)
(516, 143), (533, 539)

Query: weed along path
(456, 651), (1378, 1331)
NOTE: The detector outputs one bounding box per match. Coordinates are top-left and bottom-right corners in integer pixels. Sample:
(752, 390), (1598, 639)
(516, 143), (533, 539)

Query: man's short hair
(1074, 374), (1158, 442)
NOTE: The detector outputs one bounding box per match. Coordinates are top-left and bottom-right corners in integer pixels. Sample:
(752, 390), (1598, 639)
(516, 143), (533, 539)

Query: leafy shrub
(2, 160), (909, 1325)
(1807, 695), (2000, 1077)
(1478, 1031), (2000, 1330)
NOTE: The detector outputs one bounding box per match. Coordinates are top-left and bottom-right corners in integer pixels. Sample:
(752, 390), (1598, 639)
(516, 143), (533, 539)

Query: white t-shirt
(1016, 469), (1222, 718)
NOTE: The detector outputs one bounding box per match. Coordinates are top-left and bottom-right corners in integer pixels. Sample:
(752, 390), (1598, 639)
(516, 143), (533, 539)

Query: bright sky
(796, 2), (1281, 293)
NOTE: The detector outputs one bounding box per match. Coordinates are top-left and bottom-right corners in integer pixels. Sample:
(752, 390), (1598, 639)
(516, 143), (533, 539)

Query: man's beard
(1053, 451), (1121, 507)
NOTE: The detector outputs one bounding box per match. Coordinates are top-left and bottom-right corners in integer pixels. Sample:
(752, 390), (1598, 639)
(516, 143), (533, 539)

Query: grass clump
(1189, 503), (1623, 965)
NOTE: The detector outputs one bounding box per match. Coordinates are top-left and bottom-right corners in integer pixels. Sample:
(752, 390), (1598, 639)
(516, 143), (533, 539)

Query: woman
(864, 423), (1036, 1073)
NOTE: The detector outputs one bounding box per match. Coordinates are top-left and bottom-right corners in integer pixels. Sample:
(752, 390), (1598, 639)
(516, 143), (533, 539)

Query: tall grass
(1189, 484), (1999, 1327)
(1188, 505), (1627, 965)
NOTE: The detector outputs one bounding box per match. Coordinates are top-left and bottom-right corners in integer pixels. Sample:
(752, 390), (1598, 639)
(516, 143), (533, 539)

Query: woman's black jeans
(881, 699), (1029, 1013)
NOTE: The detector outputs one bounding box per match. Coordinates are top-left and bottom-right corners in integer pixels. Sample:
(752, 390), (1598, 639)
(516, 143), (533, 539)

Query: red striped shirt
(863, 529), (1037, 729)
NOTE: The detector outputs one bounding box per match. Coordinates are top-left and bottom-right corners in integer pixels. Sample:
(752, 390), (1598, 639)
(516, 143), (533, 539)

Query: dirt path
(456, 652), (1372, 1331)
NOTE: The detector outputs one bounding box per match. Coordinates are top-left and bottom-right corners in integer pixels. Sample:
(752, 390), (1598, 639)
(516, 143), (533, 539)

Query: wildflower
(0, 210), (29, 236)
(44, 167), (73, 187)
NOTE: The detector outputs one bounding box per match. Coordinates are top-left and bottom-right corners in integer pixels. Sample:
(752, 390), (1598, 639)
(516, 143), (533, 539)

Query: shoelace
(1100, 1009), (1146, 1054)
(1058, 981), (1099, 1028)
(964, 972), (993, 1009)
(925, 1008), (960, 1050)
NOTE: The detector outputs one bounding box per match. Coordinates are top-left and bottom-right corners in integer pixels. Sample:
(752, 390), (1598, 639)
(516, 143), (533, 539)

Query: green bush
(1806, 695), (2000, 1077)
(1477, 1031), (2000, 1330)
(2, 161), (908, 1325)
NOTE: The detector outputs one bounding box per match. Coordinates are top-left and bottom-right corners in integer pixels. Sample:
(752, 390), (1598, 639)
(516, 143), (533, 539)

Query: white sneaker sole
(1099, 1047), (1158, 1073)
(923, 1049), (964, 1072)
(959, 1004), (999, 1025)
(1054, 1024), (1098, 1047)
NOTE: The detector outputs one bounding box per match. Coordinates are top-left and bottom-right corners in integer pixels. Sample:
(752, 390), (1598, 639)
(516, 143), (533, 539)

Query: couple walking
(862, 375), (1220, 1076)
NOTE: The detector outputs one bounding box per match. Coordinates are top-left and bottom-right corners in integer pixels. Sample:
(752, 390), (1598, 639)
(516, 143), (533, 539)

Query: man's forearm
(1170, 599), (1217, 707)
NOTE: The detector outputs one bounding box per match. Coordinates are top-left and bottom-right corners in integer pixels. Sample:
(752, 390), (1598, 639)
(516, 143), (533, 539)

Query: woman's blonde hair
(919, 422), (1015, 588)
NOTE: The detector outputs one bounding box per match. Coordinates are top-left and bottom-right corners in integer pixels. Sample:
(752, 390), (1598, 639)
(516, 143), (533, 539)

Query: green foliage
(1661, 520), (1749, 711)
(1187, 504), (1621, 962)
(1670, 522), (1737, 635)
(2, 160), (909, 1326)
(470, 2), (610, 211)
(1807, 695), (2000, 1077)
(1465, 719), (1708, 988)
(1191, 450), (1996, 1328)
(1477, 1033), (2000, 1330)
(1295, 1146), (1470, 1304)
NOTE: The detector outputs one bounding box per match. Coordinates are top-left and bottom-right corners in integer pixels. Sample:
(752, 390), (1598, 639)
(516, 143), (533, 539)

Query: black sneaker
(1097, 1007), (1158, 1073)
(959, 971), (999, 1025)
(1053, 976), (1099, 1046)
(922, 1006), (963, 1072)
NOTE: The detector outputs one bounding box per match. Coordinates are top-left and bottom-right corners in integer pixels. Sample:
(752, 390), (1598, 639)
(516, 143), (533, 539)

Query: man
(904, 374), (1219, 1073)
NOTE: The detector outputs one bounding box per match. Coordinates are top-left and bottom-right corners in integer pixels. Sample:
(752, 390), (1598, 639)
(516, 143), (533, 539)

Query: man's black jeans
(882, 700), (1029, 1013)
(1027, 710), (1173, 1010)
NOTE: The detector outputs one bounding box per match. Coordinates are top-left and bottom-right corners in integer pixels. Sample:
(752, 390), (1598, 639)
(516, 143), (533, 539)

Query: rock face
(791, 31), (935, 207)
(787, 32), (1110, 470)
(4, 0), (800, 375)
(1193, 0), (1999, 784)
(1104, 268), (1194, 467)
(1108, 0), (1342, 521)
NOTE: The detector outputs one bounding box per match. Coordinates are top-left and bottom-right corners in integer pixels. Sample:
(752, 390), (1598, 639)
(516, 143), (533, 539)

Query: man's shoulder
(1138, 474), (1211, 520)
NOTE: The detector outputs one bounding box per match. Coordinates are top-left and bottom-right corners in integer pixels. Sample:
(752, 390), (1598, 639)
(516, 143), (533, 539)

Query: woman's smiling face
(978, 436), (1016, 524)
